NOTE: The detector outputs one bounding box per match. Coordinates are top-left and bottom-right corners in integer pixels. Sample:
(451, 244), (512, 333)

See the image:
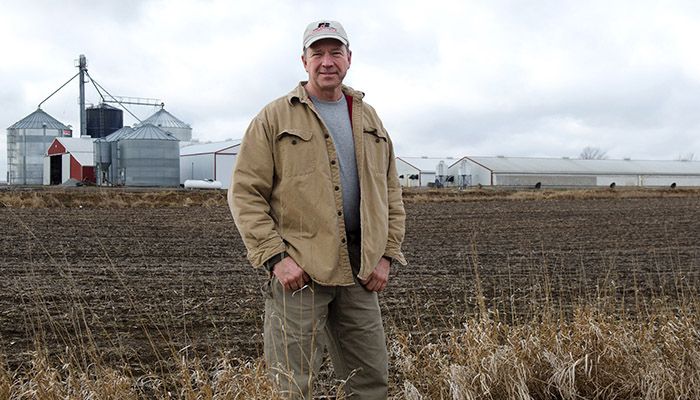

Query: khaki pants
(263, 249), (388, 399)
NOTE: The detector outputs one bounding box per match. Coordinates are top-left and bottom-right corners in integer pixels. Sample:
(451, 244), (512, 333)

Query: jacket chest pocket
(276, 129), (317, 177)
(363, 126), (389, 174)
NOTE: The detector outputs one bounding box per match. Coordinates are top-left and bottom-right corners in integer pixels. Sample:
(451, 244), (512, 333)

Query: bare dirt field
(1, 187), (699, 392)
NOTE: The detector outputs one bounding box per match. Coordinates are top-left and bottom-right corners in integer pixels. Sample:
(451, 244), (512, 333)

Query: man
(228, 20), (406, 399)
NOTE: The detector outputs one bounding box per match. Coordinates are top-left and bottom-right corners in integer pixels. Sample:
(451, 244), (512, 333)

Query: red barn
(43, 137), (96, 185)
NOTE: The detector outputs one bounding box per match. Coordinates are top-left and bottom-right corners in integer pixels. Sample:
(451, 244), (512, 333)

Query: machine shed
(44, 137), (95, 185)
(447, 156), (700, 188)
(180, 140), (240, 188)
(395, 156), (458, 187)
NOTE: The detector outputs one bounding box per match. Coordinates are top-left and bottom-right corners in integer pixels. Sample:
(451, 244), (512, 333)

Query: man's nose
(321, 53), (334, 66)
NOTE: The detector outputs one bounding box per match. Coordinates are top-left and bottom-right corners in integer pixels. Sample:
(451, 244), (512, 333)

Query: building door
(50, 155), (62, 185)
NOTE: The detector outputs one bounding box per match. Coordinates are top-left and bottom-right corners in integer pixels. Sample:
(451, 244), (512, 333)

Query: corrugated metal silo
(139, 108), (192, 141)
(118, 124), (180, 186)
(6, 108), (70, 184)
(94, 139), (111, 171)
(94, 126), (134, 186)
(86, 103), (123, 139)
(93, 139), (111, 185)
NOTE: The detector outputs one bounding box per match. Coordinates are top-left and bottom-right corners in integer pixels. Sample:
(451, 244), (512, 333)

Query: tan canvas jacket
(228, 82), (406, 286)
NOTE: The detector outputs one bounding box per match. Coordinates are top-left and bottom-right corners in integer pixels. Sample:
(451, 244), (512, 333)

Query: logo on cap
(313, 22), (337, 33)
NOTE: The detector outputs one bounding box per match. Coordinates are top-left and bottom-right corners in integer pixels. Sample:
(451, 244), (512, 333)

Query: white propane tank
(184, 179), (223, 189)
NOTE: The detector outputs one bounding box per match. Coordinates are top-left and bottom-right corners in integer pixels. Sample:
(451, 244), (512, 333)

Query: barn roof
(71, 151), (95, 167)
(396, 156), (458, 172)
(180, 139), (241, 156)
(52, 137), (95, 153)
(456, 156), (700, 175)
(50, 137), (95, 166)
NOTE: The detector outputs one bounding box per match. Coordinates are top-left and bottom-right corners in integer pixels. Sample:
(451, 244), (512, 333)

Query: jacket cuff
(247, 237), (287, 269)
(383, 245), (407, 266)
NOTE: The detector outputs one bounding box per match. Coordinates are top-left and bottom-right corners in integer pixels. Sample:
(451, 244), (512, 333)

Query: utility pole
(78, 54), (87, 137)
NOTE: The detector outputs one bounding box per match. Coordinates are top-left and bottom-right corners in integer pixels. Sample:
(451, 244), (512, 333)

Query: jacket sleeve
(228, 115), (286, 268)
(383, 134), (408, 266)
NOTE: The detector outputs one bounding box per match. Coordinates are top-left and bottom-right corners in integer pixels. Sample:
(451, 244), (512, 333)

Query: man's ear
(301, 54), (308, 72)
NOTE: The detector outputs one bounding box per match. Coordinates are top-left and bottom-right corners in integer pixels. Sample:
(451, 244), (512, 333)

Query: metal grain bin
(139, 108), (192, 142)
(118, 124), (180, 186)
(86, 103), (123, 139)
(6, 108), (69, 184)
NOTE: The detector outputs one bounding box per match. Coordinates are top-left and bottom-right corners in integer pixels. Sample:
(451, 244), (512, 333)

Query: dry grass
(0, 188), (227, 209)
(1, 300), (697, 399)
(402, 186), (700, 203)
(391, 303), (700, 399)
(0, 348), (279, 399)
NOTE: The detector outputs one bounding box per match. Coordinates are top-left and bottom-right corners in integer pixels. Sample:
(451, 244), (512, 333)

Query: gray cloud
(3, 0), (700, 181)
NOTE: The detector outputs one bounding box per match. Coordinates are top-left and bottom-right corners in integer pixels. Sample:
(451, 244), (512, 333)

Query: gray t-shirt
(311, 95), (360, 234)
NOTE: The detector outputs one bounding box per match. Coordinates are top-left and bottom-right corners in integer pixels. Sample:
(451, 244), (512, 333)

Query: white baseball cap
(303, 20), (349, 49)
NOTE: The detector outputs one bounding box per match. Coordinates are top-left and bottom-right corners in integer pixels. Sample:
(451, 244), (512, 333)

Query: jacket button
(341, 238), (346, 244)
(375, 138), (380, 143)
(331, 160), (336, 165)
(334, 186), (340, 191)
(325, 134), (330, 139)
(337, 211), (342, 216)
(292, 139), (297, 145)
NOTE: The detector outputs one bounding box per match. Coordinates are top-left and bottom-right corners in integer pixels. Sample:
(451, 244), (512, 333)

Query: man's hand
(360, 257), (390, 292)
(273, 256), (310, 291)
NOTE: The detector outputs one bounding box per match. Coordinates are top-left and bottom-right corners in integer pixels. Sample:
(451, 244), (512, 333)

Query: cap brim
(304, 34), (348, 49)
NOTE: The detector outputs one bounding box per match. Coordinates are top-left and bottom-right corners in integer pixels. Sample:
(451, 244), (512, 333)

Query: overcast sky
(2, 0), (700, 181)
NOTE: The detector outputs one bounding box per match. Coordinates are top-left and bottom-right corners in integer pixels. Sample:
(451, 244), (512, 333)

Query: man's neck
(305, 83), (343, 102)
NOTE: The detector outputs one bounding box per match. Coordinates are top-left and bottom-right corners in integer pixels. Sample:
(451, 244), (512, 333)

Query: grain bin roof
(104, 126), (134, 142)
(140, 108), (191, 129)
(8, 108), (69, 130)
(460, 156), (700, 175)
(121, 124), (179, 141)
(180, 140), (241, 156)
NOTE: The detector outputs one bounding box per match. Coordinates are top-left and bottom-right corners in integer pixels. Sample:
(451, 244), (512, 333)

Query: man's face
(302, 38), (352, 95)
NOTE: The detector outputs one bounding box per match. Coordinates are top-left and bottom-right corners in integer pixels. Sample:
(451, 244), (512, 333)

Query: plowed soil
(1, 189), (699, 372)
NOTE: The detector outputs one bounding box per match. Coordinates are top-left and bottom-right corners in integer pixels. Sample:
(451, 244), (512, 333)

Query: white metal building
(446, 156), (700, 188)
(179, 140), (241, 187)
(395, 157), (458, 187)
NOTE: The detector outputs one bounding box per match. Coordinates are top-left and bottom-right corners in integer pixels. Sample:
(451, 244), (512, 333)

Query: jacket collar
(287, 81), (365, 106)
